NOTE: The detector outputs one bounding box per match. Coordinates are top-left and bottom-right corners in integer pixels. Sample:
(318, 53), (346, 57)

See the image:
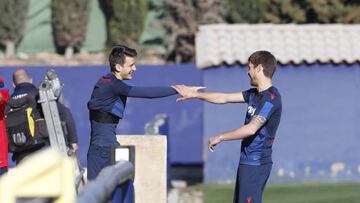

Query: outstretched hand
(172, 85), (206, 102)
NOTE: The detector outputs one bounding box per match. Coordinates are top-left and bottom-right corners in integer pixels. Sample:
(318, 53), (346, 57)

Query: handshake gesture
(172, 84), (221, 152)
(171, 85), (206, 102)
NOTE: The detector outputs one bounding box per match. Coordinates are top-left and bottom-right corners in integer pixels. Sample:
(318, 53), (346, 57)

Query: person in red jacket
(0, 77), (9, 176)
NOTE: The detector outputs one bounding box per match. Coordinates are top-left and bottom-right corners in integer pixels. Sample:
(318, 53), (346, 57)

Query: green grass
(197, 182), (360, 203)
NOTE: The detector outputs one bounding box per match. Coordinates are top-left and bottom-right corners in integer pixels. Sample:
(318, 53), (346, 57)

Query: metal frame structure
(38, 69), (85, 192)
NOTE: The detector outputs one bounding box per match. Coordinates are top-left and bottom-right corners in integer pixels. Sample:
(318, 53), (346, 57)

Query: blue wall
(2, 63), (360, 183)
(203, 63), (360, 183)
(0, 64), (203, 166)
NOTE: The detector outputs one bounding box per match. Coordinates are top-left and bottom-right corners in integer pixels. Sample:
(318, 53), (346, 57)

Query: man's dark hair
(109, 45), (137, 72)
(248, 50), (277, 78)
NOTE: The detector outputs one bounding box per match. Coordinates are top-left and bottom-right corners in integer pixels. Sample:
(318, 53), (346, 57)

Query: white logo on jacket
(12, 93), (28, 100)
(247, 106), (256, 116)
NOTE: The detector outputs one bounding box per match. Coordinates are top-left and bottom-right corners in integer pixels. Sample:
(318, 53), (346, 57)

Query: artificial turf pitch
(201, 182), (360, 203)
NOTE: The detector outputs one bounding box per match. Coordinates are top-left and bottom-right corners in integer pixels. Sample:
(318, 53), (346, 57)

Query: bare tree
(164, 0), (225, 63)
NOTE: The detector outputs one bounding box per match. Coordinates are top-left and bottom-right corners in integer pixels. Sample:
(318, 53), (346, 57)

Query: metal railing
(77, 161), (134, 203)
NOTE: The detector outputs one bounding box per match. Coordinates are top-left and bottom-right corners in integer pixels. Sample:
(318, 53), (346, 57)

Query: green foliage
(51, 0), (91, 48)
(0, 0), (29, 44)
(265, 0), (306, 23)
(140, 0), (166, 55)
(226, 0), (360, 23)
(226, 0), (307, 23)
(226, 0), (268, 23)
(305, 0), (360, 23)
(107, 0), (148, 49)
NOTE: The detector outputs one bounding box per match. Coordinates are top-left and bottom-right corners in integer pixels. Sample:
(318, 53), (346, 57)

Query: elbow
(246, 125), (258, 136)
(248, 129), (257, 136)
(210, 100), (226, 104)
(211, 97), (227, 104)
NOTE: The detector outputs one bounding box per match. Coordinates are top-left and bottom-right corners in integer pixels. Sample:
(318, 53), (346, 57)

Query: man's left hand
(208, 135), (222, 152)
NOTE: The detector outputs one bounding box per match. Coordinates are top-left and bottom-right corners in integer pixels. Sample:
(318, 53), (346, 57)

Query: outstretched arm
(127, 86), (177, 98)
(172, 85), (245, 104)
(113, 80), (177, 98)
(208, 115), (267, 151)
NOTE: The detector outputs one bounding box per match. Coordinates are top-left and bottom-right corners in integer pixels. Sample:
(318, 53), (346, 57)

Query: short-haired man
(6, 69), (78, 164)
(173, 50), (282, 203)
(87, 45), (183, 180)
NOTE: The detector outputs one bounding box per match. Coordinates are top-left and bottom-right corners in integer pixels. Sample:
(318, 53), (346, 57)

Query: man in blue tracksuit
(173, 50), (282, 203)
(87, 45), (181, 180)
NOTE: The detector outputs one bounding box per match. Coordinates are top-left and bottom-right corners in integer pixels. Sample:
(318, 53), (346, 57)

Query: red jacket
(0, 79), (9, 169)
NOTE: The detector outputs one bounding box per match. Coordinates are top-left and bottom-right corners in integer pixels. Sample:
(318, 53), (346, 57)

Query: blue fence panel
(0, 64), (203, 167)
(2, 62), (359, 183)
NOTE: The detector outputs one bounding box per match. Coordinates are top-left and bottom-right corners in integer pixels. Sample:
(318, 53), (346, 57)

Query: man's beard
(248, 73), (256, 86)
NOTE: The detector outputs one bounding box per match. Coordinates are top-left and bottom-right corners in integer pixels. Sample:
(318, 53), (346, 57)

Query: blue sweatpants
(233, 163), (272, 203)
(87, 144), (112, 180)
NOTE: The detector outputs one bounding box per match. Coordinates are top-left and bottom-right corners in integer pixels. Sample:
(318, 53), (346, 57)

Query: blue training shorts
(233, 163), (272, 203)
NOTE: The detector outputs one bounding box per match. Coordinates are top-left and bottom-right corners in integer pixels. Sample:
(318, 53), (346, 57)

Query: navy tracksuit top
(87, 73), (177, 146)
(240, 86), (282, 165)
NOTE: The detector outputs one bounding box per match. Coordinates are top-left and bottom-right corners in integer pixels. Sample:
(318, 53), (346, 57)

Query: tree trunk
(5, 40), (15, 58)
(64, 46), (74, 59)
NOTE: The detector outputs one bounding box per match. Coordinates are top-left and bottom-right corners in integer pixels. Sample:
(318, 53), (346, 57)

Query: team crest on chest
(247, 106), (256, 116)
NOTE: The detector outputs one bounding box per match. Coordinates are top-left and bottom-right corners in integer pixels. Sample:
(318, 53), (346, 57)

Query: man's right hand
(71, 143), (78, 152)
(0, 92), (2, 102)
(171, 85), (205, 102)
